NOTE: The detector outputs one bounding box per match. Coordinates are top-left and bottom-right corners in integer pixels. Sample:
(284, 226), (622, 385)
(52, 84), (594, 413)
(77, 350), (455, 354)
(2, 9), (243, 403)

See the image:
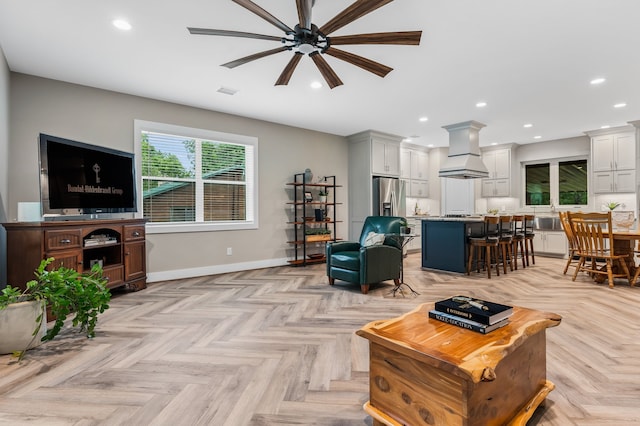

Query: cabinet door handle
(60, 239), (71, 244)
(132, 231), (140, 237)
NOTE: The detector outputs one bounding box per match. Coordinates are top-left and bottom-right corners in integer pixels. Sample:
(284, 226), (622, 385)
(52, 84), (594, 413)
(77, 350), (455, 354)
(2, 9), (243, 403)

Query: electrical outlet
(226, 247), (232, 256)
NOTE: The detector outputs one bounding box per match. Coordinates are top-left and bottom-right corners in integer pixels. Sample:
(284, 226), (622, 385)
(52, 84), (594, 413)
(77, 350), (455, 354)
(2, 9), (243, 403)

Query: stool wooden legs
(467, 242), (500, 279)
(513, 238), (526, 270)
(499, 240), (513, 274)
(525, 236), (535, 266)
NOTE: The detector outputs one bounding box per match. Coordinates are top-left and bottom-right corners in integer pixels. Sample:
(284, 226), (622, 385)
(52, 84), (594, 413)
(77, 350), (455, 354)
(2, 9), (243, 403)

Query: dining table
(597, 226), (640, 284)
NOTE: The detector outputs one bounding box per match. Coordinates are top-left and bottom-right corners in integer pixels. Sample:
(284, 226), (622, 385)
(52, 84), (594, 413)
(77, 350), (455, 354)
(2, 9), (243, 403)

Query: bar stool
(512, 214), (526, 270)
(467, 215), (501, 278)
(498, 215), (514, 274)
(524, 214), (536, 266)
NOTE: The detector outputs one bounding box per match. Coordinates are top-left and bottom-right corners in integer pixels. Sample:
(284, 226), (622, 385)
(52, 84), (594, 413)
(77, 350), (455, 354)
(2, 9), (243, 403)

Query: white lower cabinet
(535, 231), (567, 256)
(406, 219), (422, 252)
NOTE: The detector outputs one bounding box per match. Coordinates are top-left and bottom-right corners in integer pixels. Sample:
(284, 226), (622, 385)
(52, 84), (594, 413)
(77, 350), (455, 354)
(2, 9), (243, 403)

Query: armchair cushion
(363, 231), (385, 247)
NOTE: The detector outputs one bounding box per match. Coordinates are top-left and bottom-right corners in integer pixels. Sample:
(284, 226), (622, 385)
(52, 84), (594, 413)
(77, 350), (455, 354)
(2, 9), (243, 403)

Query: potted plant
(0, 257), (111, 361)
(318, 189), (328, 203)
(606, 202), (620, 210)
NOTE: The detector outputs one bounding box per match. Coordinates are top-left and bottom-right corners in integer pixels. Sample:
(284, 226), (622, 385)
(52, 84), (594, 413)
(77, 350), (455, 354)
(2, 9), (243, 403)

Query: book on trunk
(428, 310), (510, 334)
(434, 295), (513, 325)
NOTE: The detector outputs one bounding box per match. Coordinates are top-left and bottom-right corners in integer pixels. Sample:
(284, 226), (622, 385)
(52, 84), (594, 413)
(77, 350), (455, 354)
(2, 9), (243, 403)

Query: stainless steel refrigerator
(372, 177), (406, 216)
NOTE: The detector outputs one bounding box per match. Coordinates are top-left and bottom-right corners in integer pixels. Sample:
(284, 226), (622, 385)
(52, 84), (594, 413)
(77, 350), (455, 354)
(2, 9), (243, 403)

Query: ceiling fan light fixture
(298, 43), (316, 54)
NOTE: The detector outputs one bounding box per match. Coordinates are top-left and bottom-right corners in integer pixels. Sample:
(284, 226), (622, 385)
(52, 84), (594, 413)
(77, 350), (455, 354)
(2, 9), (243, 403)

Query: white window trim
(134, 119), (259, 234)
(520, 155), (588, 211)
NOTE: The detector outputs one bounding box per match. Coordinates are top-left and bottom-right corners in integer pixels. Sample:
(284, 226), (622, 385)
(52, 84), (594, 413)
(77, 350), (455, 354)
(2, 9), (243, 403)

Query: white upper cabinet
(591, 132), (635, 172)
(400, 149), (411, 179)
(482, 149), (510, 179)
(372, 137), (400, 177)
(481, 148), (511, 197)
(410, 150), (429, 180)
(592, 170), (636, 193)
(588, 128), (636, 193)
(401, 146), (429, 197)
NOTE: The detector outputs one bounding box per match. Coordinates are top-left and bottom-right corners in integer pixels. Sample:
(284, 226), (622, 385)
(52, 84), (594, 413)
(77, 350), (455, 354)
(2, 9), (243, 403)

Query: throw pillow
(363, 231), (385, 247)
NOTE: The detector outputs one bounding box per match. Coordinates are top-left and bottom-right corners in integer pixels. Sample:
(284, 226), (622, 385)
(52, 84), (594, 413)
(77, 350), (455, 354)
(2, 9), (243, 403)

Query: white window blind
(135, 120), (258, 233)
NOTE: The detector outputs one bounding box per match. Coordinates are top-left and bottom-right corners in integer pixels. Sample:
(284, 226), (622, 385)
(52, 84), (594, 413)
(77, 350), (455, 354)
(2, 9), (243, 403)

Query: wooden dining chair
(558, 211), (580, 275)
(568, 211), (630, 288)
(631, 240), (640, 287)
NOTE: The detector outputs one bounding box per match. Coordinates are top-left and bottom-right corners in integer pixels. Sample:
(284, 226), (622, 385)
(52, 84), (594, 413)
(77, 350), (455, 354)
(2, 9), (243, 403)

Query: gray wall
(0, 47), (9, 286)
(8, 73), (349, 281)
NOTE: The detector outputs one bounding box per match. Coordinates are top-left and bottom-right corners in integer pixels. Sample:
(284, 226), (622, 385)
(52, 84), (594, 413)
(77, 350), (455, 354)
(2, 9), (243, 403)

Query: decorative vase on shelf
(304, 168), (313, 183)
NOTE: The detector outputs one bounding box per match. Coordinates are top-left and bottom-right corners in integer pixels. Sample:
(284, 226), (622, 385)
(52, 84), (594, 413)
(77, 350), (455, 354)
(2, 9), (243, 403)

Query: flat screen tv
(39, 133), (137, 218)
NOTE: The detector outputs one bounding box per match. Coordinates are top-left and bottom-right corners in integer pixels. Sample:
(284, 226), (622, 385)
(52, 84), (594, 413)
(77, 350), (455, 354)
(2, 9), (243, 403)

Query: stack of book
(428, 295), (513, 334)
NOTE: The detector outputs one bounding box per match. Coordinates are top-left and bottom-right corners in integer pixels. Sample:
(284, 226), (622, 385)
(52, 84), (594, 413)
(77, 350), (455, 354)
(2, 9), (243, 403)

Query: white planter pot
(0, 300), (46, 354)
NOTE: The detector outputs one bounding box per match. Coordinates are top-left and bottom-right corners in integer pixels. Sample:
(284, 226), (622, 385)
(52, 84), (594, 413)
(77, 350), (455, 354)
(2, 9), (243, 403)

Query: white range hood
(438, 120), (489, 179)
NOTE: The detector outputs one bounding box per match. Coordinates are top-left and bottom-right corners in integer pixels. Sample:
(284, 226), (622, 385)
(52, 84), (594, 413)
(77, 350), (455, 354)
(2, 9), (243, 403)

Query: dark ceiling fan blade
(319, 0), (393, 36)
(296, 0), (313, 30)
(232, 0), (293, 34)
(323, 47), (392, 78)
(330, 30), (422, 46)
(309, 52), (343, 89)
(187, 28), (282, 42)
(222, 46), (289, 69)
(275, 53), (304, 86)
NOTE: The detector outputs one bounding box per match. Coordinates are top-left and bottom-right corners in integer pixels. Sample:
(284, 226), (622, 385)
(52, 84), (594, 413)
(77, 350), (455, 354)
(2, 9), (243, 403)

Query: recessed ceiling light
(402, 138), (412, 143)
(427, 144), (434, 148)
(112, 19), (132, 31)
(614, 103), (627, 108)
(523, 123), (533, 128)
(310, 81), (322, 89)
(590, 77), (606, 85)
(534, 136), (542, 140)
(419, 116), (428, 122)
(601, 125), (611, 129)
(476, 101), (487, 108)
(491, 142), (498, 146)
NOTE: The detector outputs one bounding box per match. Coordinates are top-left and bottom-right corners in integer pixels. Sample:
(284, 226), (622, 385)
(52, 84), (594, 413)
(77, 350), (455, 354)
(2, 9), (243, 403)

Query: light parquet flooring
(1, 254), (639, 425)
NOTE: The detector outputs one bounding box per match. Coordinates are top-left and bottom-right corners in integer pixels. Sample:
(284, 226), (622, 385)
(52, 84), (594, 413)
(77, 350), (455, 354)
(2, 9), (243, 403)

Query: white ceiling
(1, 0), (640, 148)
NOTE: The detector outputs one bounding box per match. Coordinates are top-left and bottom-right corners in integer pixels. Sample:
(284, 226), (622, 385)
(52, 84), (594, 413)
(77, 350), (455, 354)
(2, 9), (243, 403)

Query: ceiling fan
(187, 0), (422, 89)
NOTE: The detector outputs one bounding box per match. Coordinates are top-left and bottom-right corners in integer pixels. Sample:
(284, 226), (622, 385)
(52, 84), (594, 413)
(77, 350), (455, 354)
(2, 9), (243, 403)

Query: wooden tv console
(3, 218), (147, 291)
(357, 303), (562, 426)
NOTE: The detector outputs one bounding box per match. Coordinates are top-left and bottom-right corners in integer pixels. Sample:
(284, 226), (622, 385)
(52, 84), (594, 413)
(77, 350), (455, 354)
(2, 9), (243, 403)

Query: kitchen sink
(534, 216), (561, 231)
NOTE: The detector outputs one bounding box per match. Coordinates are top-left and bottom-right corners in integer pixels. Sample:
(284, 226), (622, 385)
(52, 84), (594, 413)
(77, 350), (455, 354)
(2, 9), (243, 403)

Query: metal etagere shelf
(286, 173), (342, 266)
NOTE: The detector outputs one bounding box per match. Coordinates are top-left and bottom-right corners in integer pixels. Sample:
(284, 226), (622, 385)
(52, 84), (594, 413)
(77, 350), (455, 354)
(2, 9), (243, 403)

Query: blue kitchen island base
(422, 218), (484, 273)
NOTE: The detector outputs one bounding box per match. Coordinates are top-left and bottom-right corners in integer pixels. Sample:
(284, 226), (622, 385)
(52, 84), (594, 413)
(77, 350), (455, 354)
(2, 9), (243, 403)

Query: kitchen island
(422, 217), (485, 273)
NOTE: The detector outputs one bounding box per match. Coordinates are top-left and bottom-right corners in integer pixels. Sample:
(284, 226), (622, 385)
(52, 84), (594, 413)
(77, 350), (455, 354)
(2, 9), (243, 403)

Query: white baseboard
(146, 257), (290, 283)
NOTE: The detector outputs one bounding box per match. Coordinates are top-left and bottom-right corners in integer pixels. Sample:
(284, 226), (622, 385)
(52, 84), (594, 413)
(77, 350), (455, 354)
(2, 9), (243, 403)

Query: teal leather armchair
(326, 216), (405, 294)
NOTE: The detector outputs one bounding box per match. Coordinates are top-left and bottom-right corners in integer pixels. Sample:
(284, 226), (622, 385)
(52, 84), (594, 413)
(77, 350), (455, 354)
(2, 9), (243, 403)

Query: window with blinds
(135, 120), (257, 232)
